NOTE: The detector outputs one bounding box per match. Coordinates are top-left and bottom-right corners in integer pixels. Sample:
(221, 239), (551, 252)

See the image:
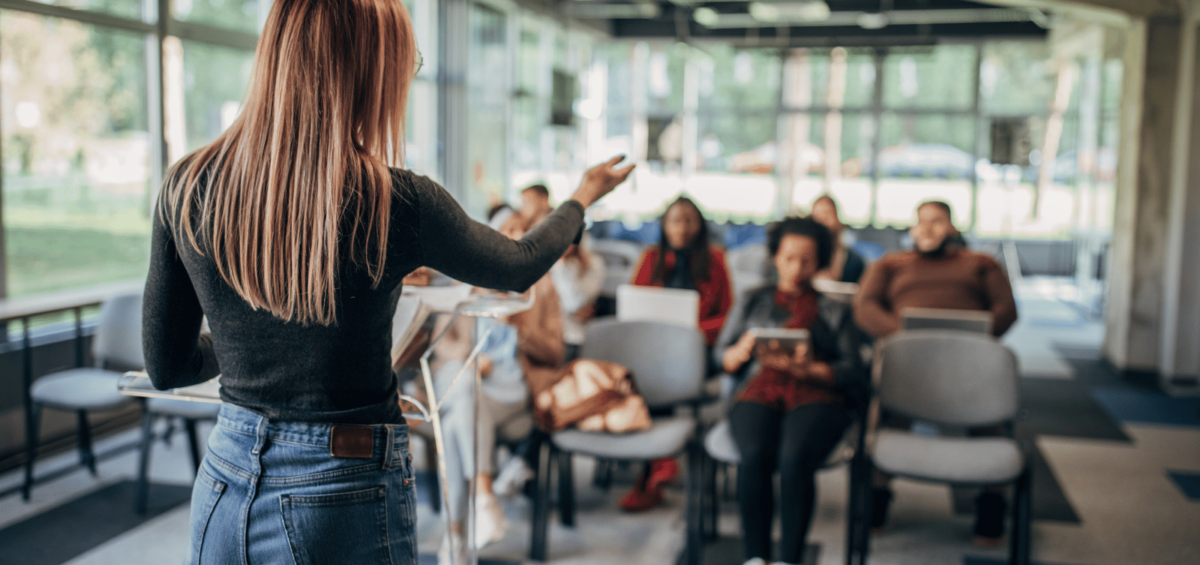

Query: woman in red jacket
(623, 196), (733, 511)
(631, 196), (734, 345)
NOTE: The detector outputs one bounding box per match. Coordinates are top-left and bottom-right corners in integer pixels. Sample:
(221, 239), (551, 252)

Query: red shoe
(647, 458), (679, 490)
(619, 484), (664, 512)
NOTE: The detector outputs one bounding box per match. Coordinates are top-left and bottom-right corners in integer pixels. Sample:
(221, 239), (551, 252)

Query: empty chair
(848, 330), (1031, 565)
(530, 319), (709, 565)
(24, 291), (142, 500)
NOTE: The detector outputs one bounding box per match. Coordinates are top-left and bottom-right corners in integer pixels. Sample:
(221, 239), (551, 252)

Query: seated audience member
(631, 196), (734, 346)
(551, 235), (607, 361)
(625, 196), (734, 511)
(852, 200), (1019, 546)
(487, 202), (516, 231)
(853, 200), (1017, 338)
(717, 216), (869, 565)
(810, 194), (867, 283)
(520, 183), (554, 223)
(432, 213), (566, 564)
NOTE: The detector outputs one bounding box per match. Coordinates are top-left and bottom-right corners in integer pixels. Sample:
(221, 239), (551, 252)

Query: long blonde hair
(163, 0), (417, 326)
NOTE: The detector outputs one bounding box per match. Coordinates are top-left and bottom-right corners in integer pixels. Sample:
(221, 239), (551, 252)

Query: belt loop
(383, 425), (397, 470)
(251, 416), (267, 455)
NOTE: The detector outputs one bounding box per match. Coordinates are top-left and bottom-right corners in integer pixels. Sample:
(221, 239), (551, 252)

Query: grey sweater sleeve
(142, 207), (221, 390)
(412, 175), (584, 292)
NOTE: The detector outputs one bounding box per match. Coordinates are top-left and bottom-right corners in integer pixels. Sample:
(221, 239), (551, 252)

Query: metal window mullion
(0, 19), (6, 309)
(0, 0), (153, 33)
(969, 41), (983, 234)
(166, 19), (257, 51)
(869, 47), (885, 227)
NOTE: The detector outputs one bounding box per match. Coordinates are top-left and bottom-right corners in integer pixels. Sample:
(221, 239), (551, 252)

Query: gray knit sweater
(143, 169), (583, 424)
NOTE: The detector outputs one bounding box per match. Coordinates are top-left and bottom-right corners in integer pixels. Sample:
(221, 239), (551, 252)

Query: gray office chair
(531, 319), (709, 565)
(848, 330), (1031, 565)
(135, 397), (219, 513)
(23, 291), (142, 500)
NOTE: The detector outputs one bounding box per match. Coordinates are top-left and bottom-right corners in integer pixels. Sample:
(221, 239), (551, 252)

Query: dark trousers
(729, 401), (850, 563)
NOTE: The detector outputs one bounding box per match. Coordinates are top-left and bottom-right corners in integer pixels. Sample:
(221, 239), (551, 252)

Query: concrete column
(1158, 0), (1200, 388)
(1104, 6), (1200, 390)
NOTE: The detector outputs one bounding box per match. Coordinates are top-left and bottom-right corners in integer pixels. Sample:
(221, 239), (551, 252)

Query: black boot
(870, 487), (893, 530)
(973, 491), (1008, 544)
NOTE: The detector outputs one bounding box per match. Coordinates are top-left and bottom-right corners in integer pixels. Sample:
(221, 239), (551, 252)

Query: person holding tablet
(141, 0), (633, 562)
(716, 216), (869, 565)
(624, 196), (734, 511)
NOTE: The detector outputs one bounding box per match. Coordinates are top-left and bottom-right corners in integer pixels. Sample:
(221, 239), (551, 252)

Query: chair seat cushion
(552, 416), (695, 460)
(872, 429), (1024, 485)
(147, 397), (221, 419)
(31, 369), (132, 411)
(704, 420), (741, 464)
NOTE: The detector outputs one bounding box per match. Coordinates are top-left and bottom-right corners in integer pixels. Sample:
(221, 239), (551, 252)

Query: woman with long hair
(141, 0), (632, 562)
(623, 196), (733, 511)
(716, 216), (869, 565)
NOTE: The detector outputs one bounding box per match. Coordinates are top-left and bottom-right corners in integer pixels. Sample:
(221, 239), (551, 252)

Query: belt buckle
(330, 425), (374, 459)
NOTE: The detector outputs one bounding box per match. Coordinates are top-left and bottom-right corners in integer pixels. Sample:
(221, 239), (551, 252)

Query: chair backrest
(93, 291), (145, 369)
(727, 245), (769, 275)
(875, 330), (1019, 427)
(580, 318), (707, 409)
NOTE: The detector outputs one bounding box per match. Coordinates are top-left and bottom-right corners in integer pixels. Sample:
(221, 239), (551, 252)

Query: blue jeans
(188, 403), (418, 565)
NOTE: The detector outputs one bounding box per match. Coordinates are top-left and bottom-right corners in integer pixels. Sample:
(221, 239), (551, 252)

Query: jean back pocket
(280, 486), (392, 565)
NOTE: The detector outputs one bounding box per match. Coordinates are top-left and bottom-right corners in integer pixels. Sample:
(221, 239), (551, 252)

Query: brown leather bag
(533, 359), (652, 434)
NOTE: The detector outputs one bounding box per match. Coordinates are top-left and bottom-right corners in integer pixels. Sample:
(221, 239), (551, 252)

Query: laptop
(899, 307), (993, 334)
(616, 284), (701, 329)
(812, 279), (858, 303)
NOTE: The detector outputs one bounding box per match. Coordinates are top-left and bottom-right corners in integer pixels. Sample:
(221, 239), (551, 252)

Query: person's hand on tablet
(722, 331), (757, 374)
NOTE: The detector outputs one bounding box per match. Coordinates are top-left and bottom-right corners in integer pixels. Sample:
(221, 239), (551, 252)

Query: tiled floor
(1, 282), (1198, 565)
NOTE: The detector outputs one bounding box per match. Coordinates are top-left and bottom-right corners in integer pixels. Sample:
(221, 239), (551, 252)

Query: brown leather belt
(329, 425), (375, 459)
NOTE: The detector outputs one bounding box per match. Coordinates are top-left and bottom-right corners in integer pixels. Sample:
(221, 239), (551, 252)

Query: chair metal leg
(1009, 468), (1032, 565)
(684, 440), (703, 565)
(703, 453), (719, 541)
(846, 455), (872, 565)
(423, 435), (441, 514)
(23, 403), (42, 501)
(184, 419), (202, 473)
(136, 411), (156, 514)
(76, 410), (96, 476)
(593, 458), (613, 491)
(557, 449), (576, 527)
(529, 441), (553, 562)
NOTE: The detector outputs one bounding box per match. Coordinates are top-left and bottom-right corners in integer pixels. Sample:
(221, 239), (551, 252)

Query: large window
(1, 0), (259, 301)
(2, 11), (151, 297)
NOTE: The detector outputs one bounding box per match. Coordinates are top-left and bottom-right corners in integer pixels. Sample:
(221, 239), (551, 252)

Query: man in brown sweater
(854, 200), (1018, 547)
(854, 201), (1017, 339)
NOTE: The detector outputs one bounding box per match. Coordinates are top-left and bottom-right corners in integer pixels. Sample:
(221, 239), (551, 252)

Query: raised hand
(571, 155), (636, 209)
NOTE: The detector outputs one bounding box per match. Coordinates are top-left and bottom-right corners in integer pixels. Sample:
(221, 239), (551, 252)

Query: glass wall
(1, 0), (1123, 300)
(1, 0), (261, 299)
(1, 11), (151, 297)
(590, 40), (1122, 243)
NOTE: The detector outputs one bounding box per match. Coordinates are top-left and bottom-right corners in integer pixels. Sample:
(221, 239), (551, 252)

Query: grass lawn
(5, 225), (150, 298)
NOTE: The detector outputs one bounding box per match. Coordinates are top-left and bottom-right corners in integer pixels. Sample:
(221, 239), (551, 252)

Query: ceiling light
(857, 12), (889, 29)
(749, 1), (830, 23)
(694, 7), (720, 27)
